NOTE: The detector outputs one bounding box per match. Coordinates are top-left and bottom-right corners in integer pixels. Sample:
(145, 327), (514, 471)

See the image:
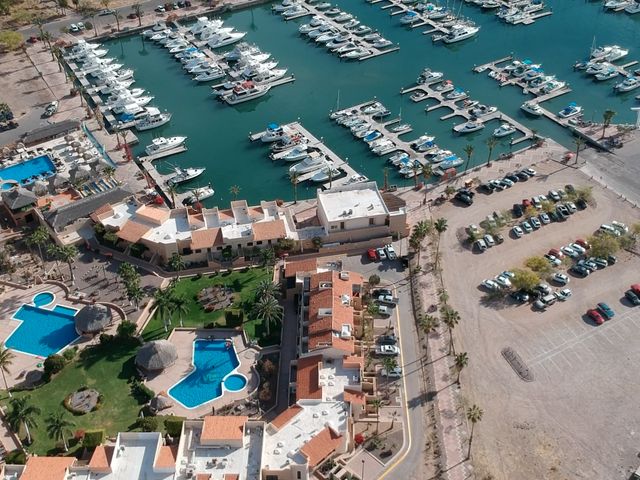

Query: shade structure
(150, 394), (173, 412)
(135, 340), (178, 372)
(74, 303), (113, 335)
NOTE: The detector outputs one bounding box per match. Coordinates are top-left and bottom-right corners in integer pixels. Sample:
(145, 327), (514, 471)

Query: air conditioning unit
(339, 271), (349, 281)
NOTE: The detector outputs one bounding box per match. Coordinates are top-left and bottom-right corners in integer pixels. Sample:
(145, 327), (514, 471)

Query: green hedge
(164, 416), (185, 437)
(83, 429), (105, 448)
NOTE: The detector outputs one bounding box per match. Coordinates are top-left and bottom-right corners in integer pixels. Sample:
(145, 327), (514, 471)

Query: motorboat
(434, 80), (455, 92)
(363, 130), (383, 143)
(223, 81), (270, 105)
(410, 134), (436, 148)
(325, 7), (341, 15)
(189, 17), (217, 35)
(453, 120), (484, 133)
(98, 79), (135, 94)
(539, 79), (566, 93)
(438, 155), (464, 170)
(169, 43), (191, 54)
(341, 47), (370, 59)
(184, 186), (215, 205)
(523, 67), (544, 81)
(445, 88), (467, 100)
(167, 167), (206, 186)
(142, 22), (167, 37)
(94, 69), (134, 83)
(308, 24), (333, 38)
(327, 36), (350, 49)
(334, 42), (358, 54)
(625, 1), (640, 13)
(225, 43), (260, 61)
(468, 104), (496, 117)
(334, 12), (354, 22)
(194, 68), (226, 82)
(309, 164), (341, 182)
(281, 145), (309, 162)
(363, 32), (382, 42)
(391, 123), (411, 132)
(400, 11), (420, 24)
(614, 76), (640, 92)
(351, 122), (371, 134)
(481, 0), (501, 8)
(557, 102), (583, 118)
(415, 138), (436, 152)
(595, 68), (619, 81)
(343, 19), (361, 29)
(417, 68), (443, 84)
(208, 31), (246, 49)
(344, 173), (369, 185)
(272, 0), (300, 12)
(353, 25), (372, 35)
(187, 62), (214, 74)
(604, 0), (631, 10)
(252, 68), (288, 84)
(586, 62), (612, 75)
(362, 102), (386, 115)
(373, 141), (397, 155)
(199, 25), (235, 41)
(591, 45), (628, 62)
(134, 107), (172, 131)
(289, 155), (328, 174)
(299, 22), (324, 34)
(315, 2), (331, 9)
(426, 5), (449, 19)
(316, 30), (341, 44)
(270, 134), (307, 153)
(439, 24), (479, 43)
(493, 123), (516, 138)
(373, 38), (393, 49)
(144, 136), (187, 156)
(521, 101), (543, 116)
(282, 4), (307, 18)
(388, 152), (409, 166)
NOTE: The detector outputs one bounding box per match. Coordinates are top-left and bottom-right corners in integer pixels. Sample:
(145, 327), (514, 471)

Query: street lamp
(361, 458), (365, 480)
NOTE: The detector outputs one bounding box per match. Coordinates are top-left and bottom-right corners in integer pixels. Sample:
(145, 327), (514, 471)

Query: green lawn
(1, 338), (142, 455)
(142, 268), (280, 345)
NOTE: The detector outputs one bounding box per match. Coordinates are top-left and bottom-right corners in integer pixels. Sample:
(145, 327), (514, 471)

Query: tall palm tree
(167, 184), (178, 208)
(601, 109), (616, 139)
(229, 185), (241, 200)
(56, 245), (78, 284)
(45, 412), (75, 451)
(289, 172), (300, 204)
(171, 294), (189, 328)
(419, 314), (439, 335)
(131, 3), (143, 26)
(254, 279), (280, 301)
(46, 244), (62, 272)
(485, 137), (498, 167)
(370, 397), (383, 434)
(462, 144), (474, 175)
(111, 10), (121, 31)
(0, 347), (15, 397)
(434, 217), (448, 270)
(252, 295), (283, 337)
(409, 234), (422, 267)
(466, 404), (484, 459)
(414, 220), (431, 239)
(441, 306), (460, 355)
(454, 351), (468, 384)
(154, 288), (174, 332)
(7, 396), (41, 444)
(573, 136), (585, 163)
(381, 356), (398, 377)
(27, 226), (50, 267)
(260, 247), (276, 272)
(169, 252), (185, 273)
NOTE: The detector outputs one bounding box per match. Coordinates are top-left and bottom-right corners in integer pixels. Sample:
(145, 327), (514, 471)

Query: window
(340, 221), (345, 230)
(195, 249), (201, 254)
(268, 239), (272, 245)
(216, 246), (223, 251)
(297, 472), (301, 479)
(257, 241), (263, 245)
(207, 248), (211, 253)
(266, 476), (279, 480)
(369, 218), (374, 226)
(247, 242), (253, 246)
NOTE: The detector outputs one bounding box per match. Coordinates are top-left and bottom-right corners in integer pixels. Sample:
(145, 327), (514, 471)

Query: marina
(462, 0), (554, 26)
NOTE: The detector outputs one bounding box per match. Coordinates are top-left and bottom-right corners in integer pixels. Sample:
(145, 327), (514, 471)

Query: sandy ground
(432, 156), (640, 479)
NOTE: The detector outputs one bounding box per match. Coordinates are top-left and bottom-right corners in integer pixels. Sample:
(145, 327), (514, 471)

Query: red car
(522, 199), (532, 208)
(631, 284), (640, 296)
(587, 309), (604, 325)
(367, 248), (379, 262)
(575, 238), (590, 249)
(548, 248), (564, 258)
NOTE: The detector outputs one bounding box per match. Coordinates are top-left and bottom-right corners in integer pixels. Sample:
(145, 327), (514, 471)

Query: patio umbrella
(83, 152), (93, 160)
(64, 134), (75, 142)
(135, 340), (178, 372)
(71, 141), (81, 148)
(74, 304), (112, 335)
(33, 180), (48, 196)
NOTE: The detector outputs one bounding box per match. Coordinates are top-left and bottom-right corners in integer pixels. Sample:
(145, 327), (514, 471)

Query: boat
(315, 2), (331, 9)
(184, 186), (215, 205)
(373, 38), (393, 49)
(557, 102), (583, 118)
(98, 79), (135, 94)
(344, 173), (369, 185)
(142, 22), (166, 37)
(223, 81), (271, 105)
(316, 30), (340, 44)
(353, 25), (372, 35)
(481, 0), (500, 8)
(333, 12), (354, 22)
(410, 134), (435, 148)
(282, 4), (307, 18)
(388, 152), (409, 165)
(144, 136), (187, 156)
(189, 17), (216, 35)
(327, 36), (350, 49)
(187, 62), (214, 74)
(308, 24), (333, 38)
(289, 155), (328, 174)
(591, 45), (628, 62)
(391, 123), (411, 132)
(614, 76), (640, 92)
(468, 104), (496, 117)
(445, 88), (467, 100)
(167, 167), (206, 186)
(586, 62), (612, 75)
(270, 135), (307, 153)
(521, 101), (543, 116)
(417, 68), (443, 84)
(604, 0), (632, 10)
(208, 31), (246, 49)
(351, 122), (371, 134)
(595, 68), (619, 81)
(439, 24), (480, 44)
(281, 145), (309, 162)
(363, 130), (382, 142)
(493, 123), (516, 138)
(194, 68), (226, 82)
(438, 155), (464, 169)
(362, 102), (386, 115)
(342, 47), (370, 59)
(334, 42), (358, 54)
(325, 7), (341, 15)
(134, 108), (172, 131)
(434, 80), (455, 92)
(252, 68), (288, 84)
(372, 141), (396, 155)
(400, 11), (420, 24)
(453, 120), (484, 133)
(272, 0), (300, 12)
(343, 19), (360, 29)
(225, 43), (260, 61)
(625, 1), (640, 13)
(309, 164), (341, 182)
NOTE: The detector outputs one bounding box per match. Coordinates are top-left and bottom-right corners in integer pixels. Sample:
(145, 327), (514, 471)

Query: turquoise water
(0, 155), (56, 189)
(224, 373), (248, 391)
(33, 292), (54, 307)
(168, 339), (241, 408)
(103, 1), (640, 205)
(6, 302), (78, 357)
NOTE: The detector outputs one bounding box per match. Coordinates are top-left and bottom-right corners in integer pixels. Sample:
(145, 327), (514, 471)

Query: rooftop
(20, 457), (75, 480)
(201, 415), (248, 442)
(317, 181), (388, 223)
(22, 120), (80, 145)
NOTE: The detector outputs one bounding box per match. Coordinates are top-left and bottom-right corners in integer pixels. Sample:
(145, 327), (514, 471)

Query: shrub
(117, 320), (137, 338)
(62, 346), (78, 361)
(136, 417), (158, 432)
(258, 358), (277, 378)
(131, 380), (155, 404)
(44, 354), (66, 378)
(368, 274), (381, 287)
(83, 429), (105, 448)
(224, 309), (243, 327)
(164, 416), (186, 437)
(4, 449), (26, 464)
(99, 333), (114, 345)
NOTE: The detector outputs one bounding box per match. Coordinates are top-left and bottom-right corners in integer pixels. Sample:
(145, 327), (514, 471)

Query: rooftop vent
(339, 271), (350, 281)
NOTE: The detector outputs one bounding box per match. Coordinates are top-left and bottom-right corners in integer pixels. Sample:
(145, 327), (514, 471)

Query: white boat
(614, 76), (640, 92)
(225, 43), (260, 61)
(184, 186), (215, 205)
(310, 164), (341, 182)
(344, 173), (369, 185)
(468, 104), (496, 117)
(353, 25), (372, 35)
(208, 31), (246, 49)
(445, 88), (467, 100)
(343, 19), (361, 29)
(272, 0), (300, 12)
(521, 101), (543, 116)
(373, 38), (393, 49)
(557, 103), (582, 118)
(315, 2), (331, 9)
(594, 68), (619, 81)
(341, 47), (370, 59)
(453, 120), (484, 133)
(334, 42), (358, 54)
(200, 25), (235, 41)
(223, 82), (271, 105)
(604, 0), (631, 10)
(134, 107), (172, 131)
(391, 123), (411, 132)
(625, 1), (640, 13)
(261, 123), (289, 142)
(586, 62), (612, 75)
(289, 155), (328, 174)
(144, 136), (187, 156)
(417, 68), (443, 84)
(440, 24), (479, 43)
(493, 123), (516, 138)
(282, 4), (307, 18)
(400, 11), (420, 24)
(98, 79), (135, 94)
(282, 145), (311, 162)
(187, 61), (213, 74)
(591, 45), (628, 61)
(109, 96), (154, 113)
(252, 68), (288, 84)
(167, 167), (206, 186)
(334, 12), (354, 22)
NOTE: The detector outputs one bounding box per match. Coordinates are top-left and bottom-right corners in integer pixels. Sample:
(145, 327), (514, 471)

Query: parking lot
(436, 159), (640, 479)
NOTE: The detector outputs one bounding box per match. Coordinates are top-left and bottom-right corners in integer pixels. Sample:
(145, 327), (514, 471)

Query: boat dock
(138, 158), (193, 207)
(274, 1), (400, 62)
(462, 1), (553, 25)
(365, 0), (455, 37)
(139, 145), (188, 163)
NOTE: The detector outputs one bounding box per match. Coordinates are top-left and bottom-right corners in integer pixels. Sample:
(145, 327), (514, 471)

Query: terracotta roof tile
(343, 389), (366, 405)
(88, 445), (113, 472)
(300, 427), (342, 468)
(195, 474), (211, 480)
(284, 258), (318, 278)
(201, 416), (248, 442)
(116, 219), (152, 243)
(343, 355), (364, 369)
(296, 355), (323, 401)
(155, 445), (177, 469)
(252, 219), (286, 242)
(190, 227), (223, 250)
(90, 203), (114, 222)
(136, 204), (170, 225)
(224, 475), (240, 480)
(21, 457), (76, 480)
(218, 209), (235, 222)
(270, 405), (303, 430)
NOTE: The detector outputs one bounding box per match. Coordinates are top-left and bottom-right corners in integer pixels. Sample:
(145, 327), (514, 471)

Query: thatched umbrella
(33, 179), (48, 196)
(74, 304), (113, 335)
(150, 394), (173, 412)
(135, 340), (178, 372)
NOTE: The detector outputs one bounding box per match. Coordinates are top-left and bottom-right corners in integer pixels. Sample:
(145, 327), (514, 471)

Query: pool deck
(144, 329), (260, 418)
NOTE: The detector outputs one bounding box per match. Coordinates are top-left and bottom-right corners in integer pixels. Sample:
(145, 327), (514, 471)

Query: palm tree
(103, 166), (116, 179)
(46, 244), (62, 273)
(229, 185), (241, 200)
(414, 220), (431, 239)
(167, 184), (178, 208)
(412, 161), (422, 188)
(27, 226), (49, 267)
(56, 245), (78, 284)
(260, 247), (276, 272)
(422, 164), (433, 203)
(45, 412), (75, 451)
(466, 404), (484, 459)
(171, 294), (189, 328)
(154, 288), (174, 332)
(370, 397), (383, 434)
(601, 109), (616, 139)
(573, 136), (585, 163)
(409, 234), (422, 267)
(485, 137), (498, 167)
(254, 279), (280, 301)
(454, 351), (468, 384)
(126, 283), (144, 310)
(168, 252), (185, 273)
(434, 218), (448, 269)
(381, 356), (398, 378)
(419, 314), (439, 335)
(438, 288), (449, 305)
(131, 3), (143, 26)
(443, 185), (456, 199)
(289, 172), (300, 204)
(0, 347), (15, 397)
(441, 306), (460, 355)
(111, 10), (121, 31)
(252, 295), (283, 336)
(462, 144), (474, 175)
(7, 396), (41, 444)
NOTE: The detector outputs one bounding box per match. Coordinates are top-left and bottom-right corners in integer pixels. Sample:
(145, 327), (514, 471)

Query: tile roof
(155, 445), (177, 469)
(136, 204), (171, 225)
(224, 475), (240, 480)
(90, 203), (114, 222)
(116, 219), (152, 243)
(195, 475), (212, 480)
(284, 258), (318, 278)
(190, 227), (223, 250)
(21, 457), (76, 480)
(201, 415), (248, 442)
(88, 445), (113, 472)
(270, 405), (303, 430)
(252, 219), (286, 242)
(218, 209), (235, 222)
(343, 389), (366, 405)
(296, 355), (323, 401)
(300, 427), (342, 468)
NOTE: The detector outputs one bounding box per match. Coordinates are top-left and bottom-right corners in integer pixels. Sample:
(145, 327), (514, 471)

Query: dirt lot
(436, 157), (640, 479)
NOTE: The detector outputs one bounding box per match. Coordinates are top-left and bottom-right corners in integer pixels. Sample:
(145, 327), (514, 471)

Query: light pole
(361, 458), (365, 480)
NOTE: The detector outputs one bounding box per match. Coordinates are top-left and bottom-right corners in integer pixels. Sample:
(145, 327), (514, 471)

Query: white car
(561, 245), (579, 258)
(481, 279), (500, 291)
(384, 244), (397, 260)
(524, 168), (536, 176)
(548, 190), (561, 201)
(495, 274), (511, 288)
(554, 288), (572, 301)
(376, 247), (387, 260)
(612, 220), (629, 233)
(501, 270), (515, 279)
(484, 234), (495, 247)
(512, 226), (524, 238)
(545, 254), (562, 266)
(376, 345), (400, 356)
(381, 366), (402, 378)
(69, 23), (80, 32)
(552, 273), (570, 285)
(569, 243), (586, 255)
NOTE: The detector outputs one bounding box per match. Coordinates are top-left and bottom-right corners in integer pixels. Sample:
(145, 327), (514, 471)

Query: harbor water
(104, 1), (640, 205)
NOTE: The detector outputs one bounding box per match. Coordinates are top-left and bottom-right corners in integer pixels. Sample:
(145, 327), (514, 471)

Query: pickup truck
(377, 294), (399, 306)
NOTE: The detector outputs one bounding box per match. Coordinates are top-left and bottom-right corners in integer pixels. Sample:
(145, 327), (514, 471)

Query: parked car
(576, 198), (588, 210)
(552, 273), (570, 285)
(381, 366), (402, 378)
(522, 198), (532, 208)
(565, 202), (577, 213)
(565, 184), (575, 194)
(555, 288), (572, 301)
(548, 190), (561, 201)
(548, 211), (560, 222)
(557, 204), (570, 217)
(495, 274), (511, 288)
(516, 171), (529, 181)
(608, 255), (617, 265)
(377, 294), (399, 306)
(521, 221), (533, 233)
(530, 217), (541, 229)
(612, 220), (629, 234)
(510, 290), (530, 303)
(512, 226), (524, 238)
(505, 173), (519, 183)
(523, 168), (536, 176)
(548, 248), (564, 258)
(155, 5), (166, 11)
(561, 245), (579, 258)
(455, 191), (473, 206)
(376, 247), (387, 260)
(599, 224), (620, 236)
(474, 239), (488, 252)
(535, 283), (552, 295)
(376, 345), (400, 356)
(570, 264), (590, 277)
(495, 233), (504, 244)
(587, 309), (604, 325)
(593, 257), (608, 268)
(501, 178), (514, 188)
(69, 23), (80, 32)
(483, 234), (495, 247)
(481, 279), (500, 291)
(545, 254), (561, 266)
(385, 244), (397, 260)
(597, 302), (615, 319)
(43, 100), (58, 118)
(575, 238), (590, 250)
(373, 289), (392, 297)
(513, 203), (524, 217)
(367, 248), (378, 262)
(98, 8), (115, 15)
(569, 243), (586, 255)
(625, 290), (640, 306)
(376, 334), (397, 345)
(539, 213), (550, 224)
(479, 183), (494, 194)
(377, 305), (391, 317)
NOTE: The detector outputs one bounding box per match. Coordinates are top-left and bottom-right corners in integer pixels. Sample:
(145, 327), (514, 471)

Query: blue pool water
(0, 155), (56, 190)
(6, 302), (79, 357)
(224, 374), (247, 392)
(33, 292), (54, 307)
(168, 339), (241, 409)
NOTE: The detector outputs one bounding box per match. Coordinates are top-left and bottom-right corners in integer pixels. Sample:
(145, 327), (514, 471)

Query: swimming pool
(0, 155), (56, 190)
(33, 292), (55, 307)
(168, 339), (247, 409)
(5, 296), (79, 357)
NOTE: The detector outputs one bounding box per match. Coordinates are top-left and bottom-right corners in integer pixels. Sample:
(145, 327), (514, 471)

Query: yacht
(400, 11), (420, 24)
(353, 25), (372, 35)
(595, 68), (619, 81)
(200, 26), (235, 41)
(308, 24), (333, 38)
(453, 120), (485, 133)
(184, 186), (215, 205)
(208, 31), (246, 49)
(167, 167), (206, 186)
(410, 134), (435, 148)
(344, 173), (369, 185)
(325, 7), (341, 15)
(289, 155), (328, 174)
(373, 141), (397, 155)
(438, 155), (464, 170)
(591, 45), (628, 62)
(189, 17), (215, 35)
(363, 130), (382, 142)
(98, 79), (135, 95)
(481, 0), (500, 8)
(316, 30), (341, 44)
(625, 1), (640, 13)
(282, 4), (307, 18)
(315, 2), (331, 9)
(223, 82), (271, 105)
(557, 103), (583, 118)
(327, 36), (351, 49)
(334, 42), (358, 54)
(417, 68), (443, 84)
(468, 104), (496, 117)
(150, 29), (172, 42)
(388, 152), (409, 166)
(334, 12), (354, 22)
(252, 68), (288, 85)
(134, 107), (172, 131)
(363, 103), (385, 116)
(391, 123), (411, 132)
(604, 0), (631, 10)
(187, 62), (214, 74)
(142, 22), (167, 38)
(440, 24), (479, 43)
(373, 38), (393, 49)
(310, 164), (341, 182)
(493, 123), (516, 138)
(144, 136), (187, 156)
(520, 101), (543, 116)
(281, 145), (310, 162)
(342, 47), (370, 59)
(108, 95), (154, 113)
(614, 76), (640, 92)
(343, 19), (361, 29)
(584, 61), (606, 75)
(225, 43), (260, 61)
(445, 88), (467, 100)
(272, 0), (300, 12)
